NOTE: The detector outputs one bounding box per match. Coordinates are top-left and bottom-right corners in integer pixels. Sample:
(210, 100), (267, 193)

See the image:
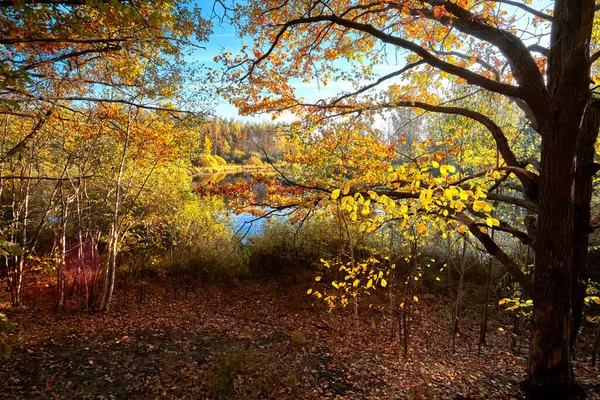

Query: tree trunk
(591, 324), (600, 367)
(57, 197), (68, 312)
(451, 239), (467, 354)
(402, 251), (416, 358)
(571, 107), (600, 352)
(527, 129), (578, 398)
(526, 3), (595, 398)
(478, 250), (493, 354)
(100, 110), (132, 312)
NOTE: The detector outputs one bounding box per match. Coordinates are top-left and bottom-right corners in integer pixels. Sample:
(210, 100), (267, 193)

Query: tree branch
(459, 213), (534, 296)
(0, 109), (52, 164)
(256, 15), (529, 99)
(418, 1), (548, 101)
(493, 0), (554, 21)
(0, 0), (127, 8)
(9, 95), (199, 115)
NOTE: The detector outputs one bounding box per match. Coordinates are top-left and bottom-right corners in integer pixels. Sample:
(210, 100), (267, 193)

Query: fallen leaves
(0, 280), (597, 399)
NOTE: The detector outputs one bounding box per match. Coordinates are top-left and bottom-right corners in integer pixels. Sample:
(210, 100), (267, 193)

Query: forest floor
(1, 277), (599, 400)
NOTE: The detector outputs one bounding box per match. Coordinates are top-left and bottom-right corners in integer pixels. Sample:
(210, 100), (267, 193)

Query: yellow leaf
(342, 181), (351, 195)
(331, 189), (340, 200)
(432, 160), (440, 168)
(436, 277), (441, 281)
(315, 276), (321, 281)
(413, 296), (419, 302)
(473, 200), (493, 212)
(417, 223), (426, 233)
(307, 289), (312, 294)
(353, 279), (360, 287)
(381, 278), (387, 287)
(498, 327), (504, 332)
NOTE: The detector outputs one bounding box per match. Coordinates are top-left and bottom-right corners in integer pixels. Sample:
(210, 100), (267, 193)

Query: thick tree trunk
(527, 128), (578, 399)
(526, 3), (595, 398)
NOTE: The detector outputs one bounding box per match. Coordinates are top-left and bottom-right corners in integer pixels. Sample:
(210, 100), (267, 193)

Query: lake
(192, 170), (285, 238)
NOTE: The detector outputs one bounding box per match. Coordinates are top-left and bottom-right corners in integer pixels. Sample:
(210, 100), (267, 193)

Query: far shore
(194, 163), (283, 175)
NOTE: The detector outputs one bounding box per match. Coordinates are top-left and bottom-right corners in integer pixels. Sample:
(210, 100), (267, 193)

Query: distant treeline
(196, 118), (292, 165)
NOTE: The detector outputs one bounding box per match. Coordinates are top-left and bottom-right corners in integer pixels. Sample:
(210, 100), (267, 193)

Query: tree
(0, 0), (210, 163)
(219, 1), (600, 398)
(0, 0), (212, 311)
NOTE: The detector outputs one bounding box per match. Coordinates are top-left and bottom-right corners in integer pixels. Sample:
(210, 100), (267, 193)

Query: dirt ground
(1, 279), (599, 399)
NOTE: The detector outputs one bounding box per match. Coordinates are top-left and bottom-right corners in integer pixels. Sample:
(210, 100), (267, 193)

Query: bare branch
(458, 213), (534, 296)
(0, 109), (52, 164)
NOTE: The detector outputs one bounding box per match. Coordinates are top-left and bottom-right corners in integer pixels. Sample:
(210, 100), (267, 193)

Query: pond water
(192, 170), (285, 238)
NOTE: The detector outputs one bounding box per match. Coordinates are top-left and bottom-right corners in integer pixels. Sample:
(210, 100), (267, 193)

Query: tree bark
(571, 107), (600, 352)
(526, 3), (595, 398)
(527, 125), (578, 399)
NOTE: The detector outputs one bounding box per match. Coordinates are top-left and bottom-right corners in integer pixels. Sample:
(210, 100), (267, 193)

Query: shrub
(243, 155), (263, 166)
(227, 149), (248, 164)
(245, 211), (345, 276)
(194, 154), (219, 168)
(0, 312), (17, 357)
(161, 197), (247, 281)
(212, 155), (227, 166)
(121, 174), (247, 282)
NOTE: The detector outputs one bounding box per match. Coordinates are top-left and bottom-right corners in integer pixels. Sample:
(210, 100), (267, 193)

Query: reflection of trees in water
(193, 172), (264, 188)
(192, 173), (228, 187)
(192, 172), (276, 204)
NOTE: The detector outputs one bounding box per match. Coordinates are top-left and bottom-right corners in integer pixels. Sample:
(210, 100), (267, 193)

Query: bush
(245, 212), (344, 276)
(161, 197), (247, 281)
(122, 182), (247, 282)
(0, 312), (17, 357)
(213, 155), (227, 166)
(194, 154), (219, 168)
(243, 155), (263, 166)
(227, 149), (247, 164)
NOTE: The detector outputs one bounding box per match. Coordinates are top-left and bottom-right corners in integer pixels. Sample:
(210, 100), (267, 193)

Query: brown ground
(0, 279), (598, 399)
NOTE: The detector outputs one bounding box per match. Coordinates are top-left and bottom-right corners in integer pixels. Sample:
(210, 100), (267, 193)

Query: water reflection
(192, 171), (282, 238)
